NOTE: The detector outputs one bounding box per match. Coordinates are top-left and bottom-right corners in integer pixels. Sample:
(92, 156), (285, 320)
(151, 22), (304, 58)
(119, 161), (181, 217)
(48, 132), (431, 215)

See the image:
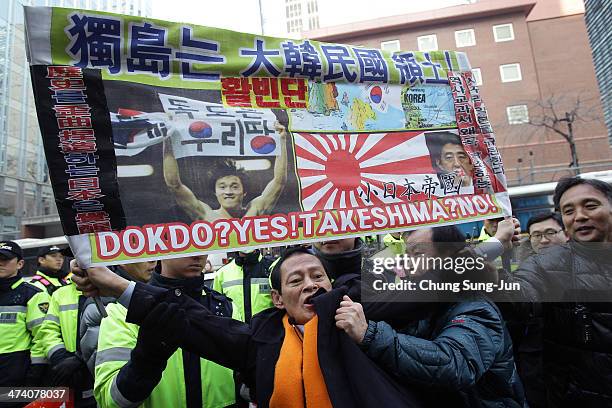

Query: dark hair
(425, 131), (463, 166)
(270, 246), (324, 294)
(209, 159), (247, 192)
(526, 212), (564, 233)
(431, 225), (467, 255)
(401, 225), (467, 255)
(405, 225), (497, 287)
(553, 177), (612, 210)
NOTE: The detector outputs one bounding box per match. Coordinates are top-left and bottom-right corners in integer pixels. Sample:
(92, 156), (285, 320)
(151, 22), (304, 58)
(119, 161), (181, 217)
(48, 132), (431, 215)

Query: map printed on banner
(24, 5), (511, 265)
(289, 82), (456, 132)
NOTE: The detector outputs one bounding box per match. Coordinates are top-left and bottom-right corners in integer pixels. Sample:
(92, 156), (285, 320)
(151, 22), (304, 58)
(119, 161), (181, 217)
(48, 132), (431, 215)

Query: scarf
(312, 238), (363, 280)
(269, 314), (332, 408)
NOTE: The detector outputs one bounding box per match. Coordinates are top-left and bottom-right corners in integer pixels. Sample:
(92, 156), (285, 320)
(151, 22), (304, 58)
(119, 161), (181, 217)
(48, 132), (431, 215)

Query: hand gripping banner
(24, 6), (511, 266)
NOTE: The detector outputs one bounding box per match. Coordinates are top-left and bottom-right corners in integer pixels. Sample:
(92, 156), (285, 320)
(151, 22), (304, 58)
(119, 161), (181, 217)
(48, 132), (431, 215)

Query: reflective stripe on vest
(0, 305), (27, 313)
(222, 277), (269, 289)
(58, 304), (78, 312)
(111, 376), (140, 408)
(96, 347), (132, 366)
(0, 307), (30, 353)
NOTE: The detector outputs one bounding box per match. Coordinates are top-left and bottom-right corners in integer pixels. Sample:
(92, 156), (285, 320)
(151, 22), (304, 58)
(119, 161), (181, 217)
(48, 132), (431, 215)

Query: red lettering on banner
(252, 78), (281, 108)
(68, 177), (99, 190)
(76, 211), (111, 234)
(59, 140), (97, 153)
(53, 104), (91, 117)
(67, 189), (104, 201)
(221, 77), (308, 109)
(59, 129), (95, 140)
(280, 78), (307, 109)
(57, 116), (92, 129)
(47, 66), (82, 78)
(220, 77), (251, 107)
(49, 78), (86, 90)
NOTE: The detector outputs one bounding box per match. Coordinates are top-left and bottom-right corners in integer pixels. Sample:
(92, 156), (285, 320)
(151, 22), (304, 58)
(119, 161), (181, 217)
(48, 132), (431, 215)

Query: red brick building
(303, 0), (611, 185)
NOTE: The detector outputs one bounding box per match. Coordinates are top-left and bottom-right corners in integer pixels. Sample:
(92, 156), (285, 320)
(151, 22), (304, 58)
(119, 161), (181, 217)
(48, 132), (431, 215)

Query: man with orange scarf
(72, 248), (424, 408)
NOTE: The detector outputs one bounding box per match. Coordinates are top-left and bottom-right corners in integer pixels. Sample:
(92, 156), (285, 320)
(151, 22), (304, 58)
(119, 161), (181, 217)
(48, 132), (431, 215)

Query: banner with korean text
(25, 6), (510, 266)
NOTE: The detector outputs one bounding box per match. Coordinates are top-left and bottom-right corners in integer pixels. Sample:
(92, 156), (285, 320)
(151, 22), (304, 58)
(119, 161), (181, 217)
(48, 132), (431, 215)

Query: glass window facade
(585, 0), (612, 145)
(0, 0), (152, 239)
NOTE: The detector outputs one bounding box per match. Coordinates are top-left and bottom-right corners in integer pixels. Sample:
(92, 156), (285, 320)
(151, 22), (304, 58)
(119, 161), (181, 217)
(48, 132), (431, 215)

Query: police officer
(93, 255), (237, 407)
(213, 249), (275, 323)
(0, 241), (48, 395)
(30, 245), (70, 295)
(382, 232), (405, 256)
(79, 261), (157, 375)
(36, 270), (94, 406)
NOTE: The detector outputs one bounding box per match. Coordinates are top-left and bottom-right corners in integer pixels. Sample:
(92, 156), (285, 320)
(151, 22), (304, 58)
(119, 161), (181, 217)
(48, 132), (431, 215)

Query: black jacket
(501, 242), (612, 407)
(125, 281), (425, 408)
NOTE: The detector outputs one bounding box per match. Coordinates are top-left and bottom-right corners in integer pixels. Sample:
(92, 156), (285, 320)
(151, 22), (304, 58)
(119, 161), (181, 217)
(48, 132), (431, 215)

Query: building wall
(0, 0), (152, 240)
(526, 0), (584, 21)
(514, 13), (609, 178)
(303, 1), (612, 185)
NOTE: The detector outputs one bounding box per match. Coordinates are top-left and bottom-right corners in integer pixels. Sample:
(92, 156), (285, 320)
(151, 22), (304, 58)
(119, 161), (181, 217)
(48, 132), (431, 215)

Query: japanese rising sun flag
(294, 131), (439, 211)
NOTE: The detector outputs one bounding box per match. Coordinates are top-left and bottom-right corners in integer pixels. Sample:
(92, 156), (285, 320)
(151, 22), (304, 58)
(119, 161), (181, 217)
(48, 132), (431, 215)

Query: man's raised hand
(70, 259), (129, 298)
(335, 295), (369, 344)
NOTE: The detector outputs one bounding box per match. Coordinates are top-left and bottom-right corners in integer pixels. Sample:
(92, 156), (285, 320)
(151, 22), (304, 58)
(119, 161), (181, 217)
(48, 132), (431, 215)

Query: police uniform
(212, 250), (275, 323)
(95, 272), (236, 408)
(0, 241), (49, 390)
(30, 245), (70, 295)
(383, 233), (406, 256)
(36, 277), (94, 405)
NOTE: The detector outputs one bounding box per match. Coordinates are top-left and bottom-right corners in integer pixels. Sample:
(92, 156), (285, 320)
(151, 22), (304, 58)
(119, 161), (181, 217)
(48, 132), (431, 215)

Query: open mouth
(576, 226), (594, 233)
(304, 294), (314, 305)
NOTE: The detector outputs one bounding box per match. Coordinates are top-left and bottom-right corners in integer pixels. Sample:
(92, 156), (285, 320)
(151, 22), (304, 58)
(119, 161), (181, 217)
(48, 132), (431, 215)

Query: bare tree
(528, 94), (602, 175)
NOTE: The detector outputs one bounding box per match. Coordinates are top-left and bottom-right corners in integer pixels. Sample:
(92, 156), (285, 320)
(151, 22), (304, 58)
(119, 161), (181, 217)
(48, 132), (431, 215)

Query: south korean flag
(111, 109), (170, 156)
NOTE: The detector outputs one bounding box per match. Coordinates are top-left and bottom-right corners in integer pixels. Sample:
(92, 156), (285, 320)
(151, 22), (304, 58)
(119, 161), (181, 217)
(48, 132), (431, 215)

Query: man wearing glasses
(527, 212), (568, 253)
(511, 212), (568, 408)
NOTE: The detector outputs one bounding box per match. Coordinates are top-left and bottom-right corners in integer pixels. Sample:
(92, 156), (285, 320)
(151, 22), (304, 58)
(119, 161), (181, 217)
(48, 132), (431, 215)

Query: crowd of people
(1, 175), (611, 408)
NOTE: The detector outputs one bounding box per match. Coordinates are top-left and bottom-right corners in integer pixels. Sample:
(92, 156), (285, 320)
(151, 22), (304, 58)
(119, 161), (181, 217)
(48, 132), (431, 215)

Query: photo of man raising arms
(163, 122), (289, 222)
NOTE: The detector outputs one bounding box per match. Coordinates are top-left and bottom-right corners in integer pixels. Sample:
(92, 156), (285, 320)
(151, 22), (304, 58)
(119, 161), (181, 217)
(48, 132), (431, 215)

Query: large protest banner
(24, 6), (510, 266)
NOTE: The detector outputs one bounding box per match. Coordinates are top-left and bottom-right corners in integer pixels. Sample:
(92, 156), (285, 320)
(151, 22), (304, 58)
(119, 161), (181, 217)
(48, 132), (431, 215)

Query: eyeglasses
(529, 229), (563, 241)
